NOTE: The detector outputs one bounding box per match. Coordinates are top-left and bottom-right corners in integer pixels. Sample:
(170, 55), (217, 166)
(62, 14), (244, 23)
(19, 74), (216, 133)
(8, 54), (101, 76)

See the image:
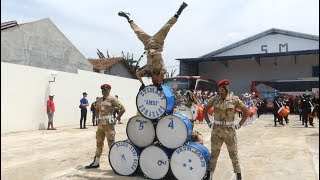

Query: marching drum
(176, 105), (193, 121)
(170, 142), (211, 180)
(136, 85), (174, 119)
(156, 113), (193, 149)
(108, 140), (141, 176)
(139, 143), (173, 179)
(278, 106), (290, 117)
(126, 115), (157, 148)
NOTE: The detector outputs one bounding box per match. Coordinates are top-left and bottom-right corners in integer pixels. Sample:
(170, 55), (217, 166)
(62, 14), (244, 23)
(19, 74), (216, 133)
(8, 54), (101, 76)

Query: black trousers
(92, 111), (96, 125)
(80, 108), (87, 128)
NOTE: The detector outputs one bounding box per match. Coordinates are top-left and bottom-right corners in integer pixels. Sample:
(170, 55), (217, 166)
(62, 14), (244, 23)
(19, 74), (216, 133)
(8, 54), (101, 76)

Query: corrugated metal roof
(1, 20), (18, 30)
(200, 28), (319, 58)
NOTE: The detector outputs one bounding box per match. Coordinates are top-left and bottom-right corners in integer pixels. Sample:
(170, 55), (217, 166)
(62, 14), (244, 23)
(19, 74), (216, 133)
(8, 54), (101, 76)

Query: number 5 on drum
(139, 122), (145, 130)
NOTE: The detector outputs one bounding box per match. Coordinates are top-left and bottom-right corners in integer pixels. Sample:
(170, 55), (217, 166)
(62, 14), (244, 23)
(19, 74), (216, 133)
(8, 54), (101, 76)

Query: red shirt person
(46, 94), (56, 130)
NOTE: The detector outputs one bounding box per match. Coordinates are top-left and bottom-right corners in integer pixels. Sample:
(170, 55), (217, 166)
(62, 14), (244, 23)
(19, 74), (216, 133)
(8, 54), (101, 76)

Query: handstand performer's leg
(118, 11), (151, 45)
(153, 17), (178, 43)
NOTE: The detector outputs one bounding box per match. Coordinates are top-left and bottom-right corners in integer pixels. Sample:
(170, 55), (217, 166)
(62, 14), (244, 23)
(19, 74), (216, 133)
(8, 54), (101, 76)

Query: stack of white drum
(108, 85), (211, 180)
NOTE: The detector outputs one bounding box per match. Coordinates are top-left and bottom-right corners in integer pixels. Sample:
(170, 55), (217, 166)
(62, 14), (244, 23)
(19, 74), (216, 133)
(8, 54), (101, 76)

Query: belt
(97, 115), (115, 124)
(144, 49), (161, 55)
(213, 121), (234, 126)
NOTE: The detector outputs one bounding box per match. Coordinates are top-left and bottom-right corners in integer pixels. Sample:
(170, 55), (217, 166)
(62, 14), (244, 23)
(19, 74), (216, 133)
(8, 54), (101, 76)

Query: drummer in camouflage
(85, 84), (126, 169)
(203, 79), (249, 180)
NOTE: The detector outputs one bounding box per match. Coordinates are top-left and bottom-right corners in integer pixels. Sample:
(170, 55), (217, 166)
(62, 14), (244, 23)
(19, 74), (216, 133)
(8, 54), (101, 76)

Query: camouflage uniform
(129, 17), (178, 76)
(207, 93), (245, 173)
(95, 96), (124, 158)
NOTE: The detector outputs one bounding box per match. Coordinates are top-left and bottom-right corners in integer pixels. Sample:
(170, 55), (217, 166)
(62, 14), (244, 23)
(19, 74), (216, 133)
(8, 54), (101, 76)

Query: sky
(2, 0), (319, 74)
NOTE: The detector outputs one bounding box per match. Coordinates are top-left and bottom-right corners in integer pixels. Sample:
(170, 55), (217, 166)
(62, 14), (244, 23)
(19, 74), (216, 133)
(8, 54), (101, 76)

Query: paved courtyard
(1, 114), (319, 180)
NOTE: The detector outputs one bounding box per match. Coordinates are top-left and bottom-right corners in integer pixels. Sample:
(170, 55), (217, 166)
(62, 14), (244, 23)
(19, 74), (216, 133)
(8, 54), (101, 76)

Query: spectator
(46, 94), (57, 130)
(80, 92), (89, 129)
(90, 97), (99, 126)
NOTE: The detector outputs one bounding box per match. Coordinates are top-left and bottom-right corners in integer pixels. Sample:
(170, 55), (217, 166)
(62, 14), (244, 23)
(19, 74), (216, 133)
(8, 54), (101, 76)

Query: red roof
(1, 20), (18, 30)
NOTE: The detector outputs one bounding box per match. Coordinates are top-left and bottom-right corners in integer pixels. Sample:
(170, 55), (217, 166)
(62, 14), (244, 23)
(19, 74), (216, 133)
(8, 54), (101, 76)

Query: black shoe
(236, 173), (242, 180)
(118, 11), (131, 22)
(80, 127), (83, 129)
(85, 163), (100, 169)
(174, 2), (188, 18)
(84, 127), (88, 129)
(139, 84), (145, 91)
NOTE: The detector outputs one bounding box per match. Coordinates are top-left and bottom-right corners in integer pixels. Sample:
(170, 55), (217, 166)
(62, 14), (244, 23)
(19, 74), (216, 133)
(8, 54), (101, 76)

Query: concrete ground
(1, 114), (319, 180)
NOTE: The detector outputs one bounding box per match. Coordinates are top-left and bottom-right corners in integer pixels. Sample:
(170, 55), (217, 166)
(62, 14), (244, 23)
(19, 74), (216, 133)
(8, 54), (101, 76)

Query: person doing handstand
(118, 2), (188, 91)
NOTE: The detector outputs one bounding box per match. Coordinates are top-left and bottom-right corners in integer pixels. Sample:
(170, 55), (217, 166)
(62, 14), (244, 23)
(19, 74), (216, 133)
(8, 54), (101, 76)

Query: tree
(121, 51), (144, 72)
(97, 49), (105, 58)
(165, 69), (177, 78)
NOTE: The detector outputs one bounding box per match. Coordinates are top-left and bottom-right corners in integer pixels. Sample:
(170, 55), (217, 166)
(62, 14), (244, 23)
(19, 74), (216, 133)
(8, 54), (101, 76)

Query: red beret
(217, 79), (230, 87)
(101, 84), (111, 90)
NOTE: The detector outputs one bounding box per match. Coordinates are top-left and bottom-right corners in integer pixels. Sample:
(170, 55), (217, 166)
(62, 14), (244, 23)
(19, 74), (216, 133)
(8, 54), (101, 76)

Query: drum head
(171, 145), (208, 180)
(136, 85), (168, 119)
(139, 145), (170, 179)
(156, 114), (190, 149)
(108, 141), (140, 176)
(177, 106), (193, 121)
(126, 115), (156, 148)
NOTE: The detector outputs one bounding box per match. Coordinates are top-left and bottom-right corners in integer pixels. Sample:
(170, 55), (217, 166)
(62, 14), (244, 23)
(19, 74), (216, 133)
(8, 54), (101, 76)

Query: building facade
(177, 28), (319, 95)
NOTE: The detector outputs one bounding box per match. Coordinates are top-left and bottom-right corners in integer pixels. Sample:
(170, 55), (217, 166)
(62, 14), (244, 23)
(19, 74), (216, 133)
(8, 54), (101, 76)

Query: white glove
(234, 123), (241, 130)
(208, 122), (214, 129)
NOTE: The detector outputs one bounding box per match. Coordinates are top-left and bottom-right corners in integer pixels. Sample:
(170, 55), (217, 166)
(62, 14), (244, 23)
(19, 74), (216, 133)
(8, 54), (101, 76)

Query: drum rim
(126, 115), (156, 148)
(139, 145), (170, 179)
(108, 140), (140, 176)
(136, 85), (170, 120)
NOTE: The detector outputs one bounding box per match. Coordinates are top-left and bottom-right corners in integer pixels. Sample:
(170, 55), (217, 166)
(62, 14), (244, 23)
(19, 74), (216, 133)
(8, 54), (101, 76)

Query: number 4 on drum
(168, 120), (174, 129)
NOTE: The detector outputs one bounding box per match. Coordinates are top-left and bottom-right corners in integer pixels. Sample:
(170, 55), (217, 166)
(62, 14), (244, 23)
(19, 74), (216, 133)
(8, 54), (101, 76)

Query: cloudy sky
(2, 0), (319, 74)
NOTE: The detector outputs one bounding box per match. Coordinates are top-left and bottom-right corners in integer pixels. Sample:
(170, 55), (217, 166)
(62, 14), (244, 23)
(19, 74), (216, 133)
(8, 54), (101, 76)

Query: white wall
(1, 62), (151, 133)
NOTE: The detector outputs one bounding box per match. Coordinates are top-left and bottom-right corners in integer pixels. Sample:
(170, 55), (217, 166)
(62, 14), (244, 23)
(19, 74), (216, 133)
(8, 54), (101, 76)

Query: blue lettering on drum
(131, 158), (138, 170)
(116, 141), (129, 148)
(145, 100), (159, 106)
(157, 160), (167, 166)
(175, 146), (206, 168)
(129, 145), (139, 170)
(144, 110), (148, 116)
